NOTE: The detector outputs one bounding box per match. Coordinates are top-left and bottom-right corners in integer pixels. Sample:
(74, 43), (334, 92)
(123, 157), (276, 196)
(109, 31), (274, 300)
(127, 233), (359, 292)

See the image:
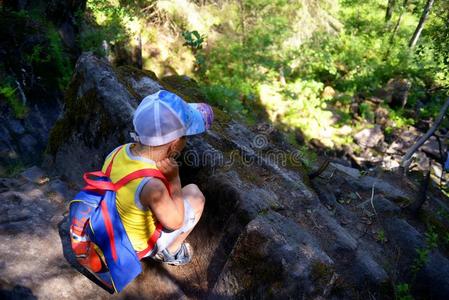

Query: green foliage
(1, 160), (26, 177)
(2, 8), (73, 90)
(200, 84), (244, 114)
(376, 229), (388, 243)
(388, 108), (416, 128)
(80, 0), (133, 55)
(182, 30), (205, 50)
(297, 145), (318, 170)
(395, 283), (414, 300)
(411, 226), (439, 275)
(359, 103), (375, 122)
(47, 26), (72, 89)
(83, 0), (449, 149)
(411, 247), (430, 274)
(425, 226), (439, 249)
(26, 45), (50, 65)
(182, 30), (207, 76)
(0, 82), (27, 118)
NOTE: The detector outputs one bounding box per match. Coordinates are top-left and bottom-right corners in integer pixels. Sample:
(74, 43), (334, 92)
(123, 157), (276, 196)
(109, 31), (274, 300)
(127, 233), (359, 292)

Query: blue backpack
(69, 146), (170, 293)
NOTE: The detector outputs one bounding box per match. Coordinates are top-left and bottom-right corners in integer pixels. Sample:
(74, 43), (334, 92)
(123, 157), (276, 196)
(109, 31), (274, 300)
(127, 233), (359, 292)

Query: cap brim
(186, 103), (214, 136)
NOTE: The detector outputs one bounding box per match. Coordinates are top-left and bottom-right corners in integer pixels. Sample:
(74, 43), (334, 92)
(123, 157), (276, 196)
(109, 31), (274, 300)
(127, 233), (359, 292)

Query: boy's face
(169, 136), (187, 157)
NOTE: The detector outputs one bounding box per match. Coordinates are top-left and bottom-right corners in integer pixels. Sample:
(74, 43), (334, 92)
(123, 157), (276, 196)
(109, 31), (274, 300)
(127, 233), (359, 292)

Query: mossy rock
(161, 75), (207, 103)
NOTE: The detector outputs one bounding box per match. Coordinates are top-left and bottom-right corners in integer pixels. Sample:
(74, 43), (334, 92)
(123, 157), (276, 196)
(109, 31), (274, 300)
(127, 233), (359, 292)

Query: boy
(102, 89), (214, 265)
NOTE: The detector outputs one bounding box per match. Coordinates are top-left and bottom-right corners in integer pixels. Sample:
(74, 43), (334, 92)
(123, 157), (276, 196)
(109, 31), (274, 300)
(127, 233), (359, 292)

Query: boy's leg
(165, 183), (205, 254)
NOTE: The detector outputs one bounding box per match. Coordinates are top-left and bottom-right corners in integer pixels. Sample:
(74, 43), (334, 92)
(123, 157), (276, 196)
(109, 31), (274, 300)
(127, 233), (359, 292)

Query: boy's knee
(183, 184), (205, 210)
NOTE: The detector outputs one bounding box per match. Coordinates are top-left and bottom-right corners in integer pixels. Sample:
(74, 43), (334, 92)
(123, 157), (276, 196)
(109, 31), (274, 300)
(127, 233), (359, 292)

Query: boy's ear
(168, 138), (182, 152)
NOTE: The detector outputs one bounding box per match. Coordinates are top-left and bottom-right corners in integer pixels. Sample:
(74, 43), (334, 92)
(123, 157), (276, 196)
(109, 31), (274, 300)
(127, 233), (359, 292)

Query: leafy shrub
(359, 103), (375, 122)
(395, 283), (414, 300)
(47, 25), (72, 89)
(200, 84), (244, 114)
(0, 82), (27, 118)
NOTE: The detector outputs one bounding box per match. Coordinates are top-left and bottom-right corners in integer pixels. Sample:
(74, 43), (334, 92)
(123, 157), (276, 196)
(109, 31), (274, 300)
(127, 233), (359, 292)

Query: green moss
(47, 74), (81, 154)
(116, 65), (159, 82)
(309, 260), (335, 294)
(0, 82), (28, 119)
(115, 65), (160, 101)
(161, 75), (207, 103)
(420, 210), (449, 253)
(47, 66), (131, 156)
(0, 160), (26, 177)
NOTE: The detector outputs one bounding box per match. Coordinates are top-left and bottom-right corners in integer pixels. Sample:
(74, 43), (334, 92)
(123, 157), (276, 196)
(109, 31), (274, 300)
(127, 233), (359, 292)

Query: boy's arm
(140, 158), (185, 230)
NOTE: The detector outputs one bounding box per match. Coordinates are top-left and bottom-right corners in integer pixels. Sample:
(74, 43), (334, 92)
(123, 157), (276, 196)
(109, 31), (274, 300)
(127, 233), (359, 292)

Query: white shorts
(144, 198), (196, 257)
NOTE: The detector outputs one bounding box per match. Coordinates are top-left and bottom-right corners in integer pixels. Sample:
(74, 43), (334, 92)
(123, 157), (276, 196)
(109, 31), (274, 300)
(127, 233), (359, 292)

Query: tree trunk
(401, 97), (449, 171)
(409, 0), (435, 48)
(385, 0), (409, 58)
(385, 0), (396, 23)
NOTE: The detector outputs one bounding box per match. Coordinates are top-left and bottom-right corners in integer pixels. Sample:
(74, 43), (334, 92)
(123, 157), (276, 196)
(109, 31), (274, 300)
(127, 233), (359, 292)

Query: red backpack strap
(83, 171), (115, 191)
(105, 145), (124, 177)
(115, 168), (170, 259)
(114, 169), (171, 196)
(82, 145), (125, 191)
(136, 222), (163, 260)
(82, 145), (171, 195)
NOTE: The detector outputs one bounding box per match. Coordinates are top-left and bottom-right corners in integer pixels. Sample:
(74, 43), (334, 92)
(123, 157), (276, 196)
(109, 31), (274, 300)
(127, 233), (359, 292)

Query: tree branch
(401, 97), (449, 171)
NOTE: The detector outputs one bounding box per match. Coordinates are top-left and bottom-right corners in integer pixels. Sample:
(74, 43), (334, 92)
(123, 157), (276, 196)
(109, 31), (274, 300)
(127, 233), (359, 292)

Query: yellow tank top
(101, 143), (158, 251)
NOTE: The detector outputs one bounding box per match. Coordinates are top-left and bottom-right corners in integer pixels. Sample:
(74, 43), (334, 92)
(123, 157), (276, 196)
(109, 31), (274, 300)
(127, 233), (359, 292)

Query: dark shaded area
(0, 285), (37, 300)
(0, 0), (86, 173)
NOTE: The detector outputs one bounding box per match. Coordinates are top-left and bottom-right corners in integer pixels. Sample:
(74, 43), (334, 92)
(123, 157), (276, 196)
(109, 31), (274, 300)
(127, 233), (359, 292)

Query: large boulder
(31, 53), (449, 299)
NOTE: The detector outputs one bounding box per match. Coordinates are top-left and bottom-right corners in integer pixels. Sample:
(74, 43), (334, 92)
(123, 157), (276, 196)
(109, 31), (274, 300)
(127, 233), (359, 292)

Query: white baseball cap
(131, 90), (214, 146)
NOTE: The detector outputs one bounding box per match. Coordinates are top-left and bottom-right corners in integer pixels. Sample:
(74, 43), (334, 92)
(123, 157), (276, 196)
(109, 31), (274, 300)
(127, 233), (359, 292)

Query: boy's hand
(156, 158), (180, 182)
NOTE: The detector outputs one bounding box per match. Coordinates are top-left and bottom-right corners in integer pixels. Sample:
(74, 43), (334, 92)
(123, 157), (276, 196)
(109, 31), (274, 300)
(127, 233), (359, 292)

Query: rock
(46, 178), (70, 203)
(116, 66), (162, 99)
(212, 211), (334, 299)
(386, 78), (411, 108)
(359, 195), (400, 215)
(350, 175), (412, 202)
(0, 285), (36, 300)
(421, 136), (441, 160)
(0, 178), (109, 299)
(374, 106), (389, 126)
(316, 209), (358, 253)
(7, 119), (25, 135)
(312, 182), (338, 208)
(383, 217), (425, 256)
(0, 6), (78, 168)
(322, 86), (336, 99)
(354, 125), (384, 148)
(352, 249), (389, 285)
(239, 187), (282, 221)
(181, 135), (225, 170)
(331, 162), (361, 179)
(45, 53), (136, 184)
(386, 140), (406, 154)
(416, 252), (449, 299)
(381, 155), (401, 170)
(372, 196), (400, 214)
(41, 53), (448, 299)
(20, 166), (46, 184)
(383, 217), (449, 298)
(18, 134), (39, 156)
